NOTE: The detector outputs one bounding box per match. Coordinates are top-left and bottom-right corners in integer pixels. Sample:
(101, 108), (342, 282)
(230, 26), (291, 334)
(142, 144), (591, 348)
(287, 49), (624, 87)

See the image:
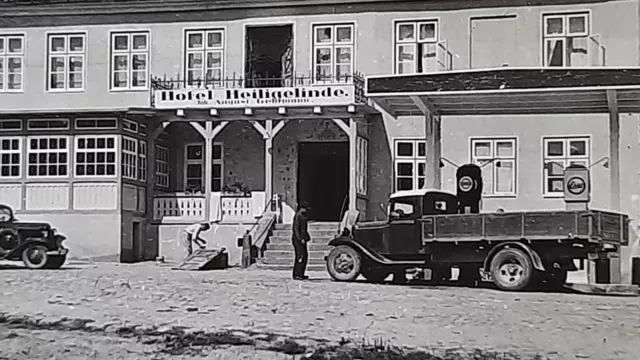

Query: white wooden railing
(153, 195), (205, 222)
(153, 192), (267, 223)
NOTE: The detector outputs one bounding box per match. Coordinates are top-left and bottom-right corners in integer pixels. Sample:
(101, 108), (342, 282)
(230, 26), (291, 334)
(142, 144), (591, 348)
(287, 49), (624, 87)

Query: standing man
(180, 222), (210, 262)
(292, 202), (311, 280)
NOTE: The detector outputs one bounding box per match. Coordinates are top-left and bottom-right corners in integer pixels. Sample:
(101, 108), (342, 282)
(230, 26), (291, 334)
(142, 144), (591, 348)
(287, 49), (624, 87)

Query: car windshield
(391, 200), (415, 218)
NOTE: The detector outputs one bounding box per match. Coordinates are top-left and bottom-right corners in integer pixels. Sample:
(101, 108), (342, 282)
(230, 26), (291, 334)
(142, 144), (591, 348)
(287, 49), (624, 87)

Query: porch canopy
(365, 67), (640, 213)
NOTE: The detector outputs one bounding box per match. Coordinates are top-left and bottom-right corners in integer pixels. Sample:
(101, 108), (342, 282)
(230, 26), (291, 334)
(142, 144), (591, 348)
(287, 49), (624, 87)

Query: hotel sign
(153, 85), (356, 109)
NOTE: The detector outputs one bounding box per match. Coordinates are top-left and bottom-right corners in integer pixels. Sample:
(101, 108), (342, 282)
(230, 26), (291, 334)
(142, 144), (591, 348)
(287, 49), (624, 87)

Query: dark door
(297, 142), (349, 222)
(387, 197), (422, 256)
(132, 221), (141, 261)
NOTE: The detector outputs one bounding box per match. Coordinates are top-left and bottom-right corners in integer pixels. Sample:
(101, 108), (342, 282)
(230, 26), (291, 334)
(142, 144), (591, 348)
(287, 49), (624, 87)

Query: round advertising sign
(567, 176), (586, 195)
(458, 176), (474, 192)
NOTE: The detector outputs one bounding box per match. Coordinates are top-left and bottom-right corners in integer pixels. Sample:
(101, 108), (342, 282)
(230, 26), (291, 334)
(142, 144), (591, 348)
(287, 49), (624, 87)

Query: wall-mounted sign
(153, 85), (356, 110)
(567, 176), (586, 195)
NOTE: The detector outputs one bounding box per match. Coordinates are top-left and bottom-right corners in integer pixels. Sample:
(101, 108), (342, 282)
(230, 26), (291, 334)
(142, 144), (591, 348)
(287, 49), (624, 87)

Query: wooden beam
(410, 95), (437, 116)
(606, 89), (619, 114)
(272, 119), (289, 138)
(332, 118), (350, 135)
(265, 120), (274, 209)
(250, 120), (269, 139)
(369, 98), (396, 117)
(211, 121), (229, 138)
(190, 122), (208, 138)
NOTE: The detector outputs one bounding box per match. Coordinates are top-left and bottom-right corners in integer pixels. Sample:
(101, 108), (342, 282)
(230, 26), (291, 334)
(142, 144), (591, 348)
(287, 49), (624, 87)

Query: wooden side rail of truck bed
(421, 210), (629, 245)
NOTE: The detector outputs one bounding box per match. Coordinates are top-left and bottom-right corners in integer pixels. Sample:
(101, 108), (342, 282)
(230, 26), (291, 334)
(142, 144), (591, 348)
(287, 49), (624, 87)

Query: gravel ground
(0, 262), (638, 359)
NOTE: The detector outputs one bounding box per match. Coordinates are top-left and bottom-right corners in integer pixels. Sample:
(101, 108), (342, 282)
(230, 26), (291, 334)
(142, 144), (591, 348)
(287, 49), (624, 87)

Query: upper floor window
(47, 33), (86, 91)
(394, 139), (426, 191)
(471, 138), (517, 196)
(184, 29), (224, 87)
(0, 35), (24, 92)
(110, 32), (149, 90)
(394, 20), (438, 74)
(543, 12), (590, 67)
(312, 23), (354, 83)
(543, 136), (590, 196)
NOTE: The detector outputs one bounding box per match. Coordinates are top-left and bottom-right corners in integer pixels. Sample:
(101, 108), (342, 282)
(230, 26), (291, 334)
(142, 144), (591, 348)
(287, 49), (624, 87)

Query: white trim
(25, 135), (71, 179)
(26, 118), (71, 131)
(393, 19), (439, 75)
(74, 134), (118, 179)
(0, 119), (22, 131)
(122, 118), (139, 134)
(182, 28), (226, 87)
(45, 31), (88, 92)
(469, 136), (518, 197)
(241, 21), (296, 87)
(0, 136), (22, 179)
(74, 117), (119, 130)
(121, 135), (138, 180)
(108, 30), (151, 91)
(310, 21), (356, 84)
(541, 135), (591, 197)
(393, 138), (427, 192)
(540, 10), (592, 67)
(0, 33), (26, 93)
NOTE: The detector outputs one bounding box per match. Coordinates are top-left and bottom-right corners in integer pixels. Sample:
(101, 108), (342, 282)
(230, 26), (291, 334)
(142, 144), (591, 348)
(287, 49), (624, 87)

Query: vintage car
(325, 164), (629, 292)
(0, 204), (69, 269)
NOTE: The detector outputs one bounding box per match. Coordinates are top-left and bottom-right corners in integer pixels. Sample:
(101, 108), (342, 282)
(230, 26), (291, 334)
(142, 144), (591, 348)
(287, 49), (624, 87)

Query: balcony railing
(153, 192), (267, 224)
(153, 194), (205, 223)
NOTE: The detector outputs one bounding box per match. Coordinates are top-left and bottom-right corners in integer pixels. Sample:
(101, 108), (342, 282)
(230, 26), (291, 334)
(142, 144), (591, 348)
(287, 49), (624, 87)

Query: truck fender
(482, 241), (545, 273)
(327, 237), (393, 266)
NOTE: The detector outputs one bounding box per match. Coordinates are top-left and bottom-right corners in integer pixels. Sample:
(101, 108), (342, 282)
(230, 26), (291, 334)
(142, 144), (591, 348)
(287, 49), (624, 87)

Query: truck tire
(21, 245), (49, 270)
(489, 247), (534, 291)
(361, 268), (391, 283)
(326, 245), (361, 282)
(44, 255), (67, 269)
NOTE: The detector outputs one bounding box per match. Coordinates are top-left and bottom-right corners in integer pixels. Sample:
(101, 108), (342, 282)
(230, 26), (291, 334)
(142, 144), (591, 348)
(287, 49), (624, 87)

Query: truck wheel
(489, 248), (534, 291)
(326, 245), (361, 282)
(21, 245), (49, 270)
(361, 268), (391, 283)
(44, 255), (67, 269)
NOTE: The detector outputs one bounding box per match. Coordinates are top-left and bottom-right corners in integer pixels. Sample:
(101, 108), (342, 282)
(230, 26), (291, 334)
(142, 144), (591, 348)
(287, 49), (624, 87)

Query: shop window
(75, 135), (117, 177)
(543, 12), (591, 67)
(0, 137), (21, 178)
(312, 23), (354, 83)
(394, 20), (438, 74)
(0, 34), (25, 92)
(155, 145), (169, 188)
(184, 142), (223, 192)
(110, 31), (149, 90)
(47, 33), (86, 91)
(393, 139), (426, 191)
(543, 136), (590, 196)
(471, 138), (517, 196)
(27, 136), (69, 178)
(184, 29), (224, 87)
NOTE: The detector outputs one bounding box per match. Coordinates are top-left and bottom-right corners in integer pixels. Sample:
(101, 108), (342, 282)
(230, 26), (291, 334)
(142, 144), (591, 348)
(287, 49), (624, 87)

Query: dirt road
(0, 263), (638, 359)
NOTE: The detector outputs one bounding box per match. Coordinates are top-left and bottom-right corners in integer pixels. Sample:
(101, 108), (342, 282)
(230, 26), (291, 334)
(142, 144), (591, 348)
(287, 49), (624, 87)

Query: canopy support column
(606, 89), (622, 284)
(411, 95), (442, 189)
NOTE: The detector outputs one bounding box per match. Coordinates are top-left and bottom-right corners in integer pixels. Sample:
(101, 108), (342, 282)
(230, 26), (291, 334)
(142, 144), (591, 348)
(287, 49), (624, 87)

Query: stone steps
(266, 243), (331, 252)
(271, 229), (338, 238)
(267, 236), (333, 244)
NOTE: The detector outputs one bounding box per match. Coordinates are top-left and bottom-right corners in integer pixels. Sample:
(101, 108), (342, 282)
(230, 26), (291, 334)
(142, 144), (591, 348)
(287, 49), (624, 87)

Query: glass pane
(496, 141), (513, 157)
(417, 142), (426, 157)
(188, 33), (203, 49)
(206, 52), (221, 68)
(336, 26), (352, 43)
(417, 162), (425, 177)
(113, 72), (127, 87)
(336, 47), (351, 64)
(315, 48), (331, 64)
(132, 34), (147, 50)
(479, 162), (493, 195)
(133, 71), (146, 87)
(186, 164), (202, 177)
(546, 39), (565, 67)
(474, 142), (491, 157)
(396, 142), (414, 157)
(397, 24), (415, 41)
(315, 65), (331, 80)
(213, 144), (222, 159)
(132, 54), (146, 70)
(496, 161), (513, 193)
(397, 177), (412, 191)
(8, 38), (22, 53)
(69, 56), (83, 71)
(546, 140), (564, 156)
(547, 161), (565, 176)
(114, 35), (128, 50)
(315, 27), (332, 43)
(569, 140), (586, 156)
(207, 32), (223, 48)
(188, 53), (203, 68)
(398, 62), (413, 74)
(0, 38), (4, 53)
(418, 23), (436, 41)
(114, 55), (128, 70)
(393, 202), (414, 216)
(568, 16), (586, 35)
(397, 162), (413, 176)
(398, 44), (415, 61)
(336, 64), (351, 79)
(568, 37), (589, 67)
(69, 36), (84, 52)
(548, 178), (564, 193)
(51, 37), (65, 52)
(212, 163), (221, 177)
(186, 145), (203, 160)
(546, 17), (564, 35)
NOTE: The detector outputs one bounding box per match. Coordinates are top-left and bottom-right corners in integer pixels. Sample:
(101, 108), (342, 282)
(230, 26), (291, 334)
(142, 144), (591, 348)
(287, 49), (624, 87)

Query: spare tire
(0, 228), (20, 254)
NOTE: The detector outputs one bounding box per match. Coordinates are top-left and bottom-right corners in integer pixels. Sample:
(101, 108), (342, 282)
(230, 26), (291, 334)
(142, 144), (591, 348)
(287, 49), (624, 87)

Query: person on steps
(292, 202), (311, 280)
(180, 222), (210, 261)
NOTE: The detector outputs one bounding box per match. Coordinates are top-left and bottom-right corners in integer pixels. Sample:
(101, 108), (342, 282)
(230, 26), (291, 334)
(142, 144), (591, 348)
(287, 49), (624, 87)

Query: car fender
(5, 239), (50, 259)
(482, 241), (545, 272)
(327, 237), (404, 266)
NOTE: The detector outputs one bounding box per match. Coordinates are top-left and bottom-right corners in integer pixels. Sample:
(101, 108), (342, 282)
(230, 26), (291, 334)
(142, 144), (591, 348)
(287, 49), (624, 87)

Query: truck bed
(421, 210), (629, 245)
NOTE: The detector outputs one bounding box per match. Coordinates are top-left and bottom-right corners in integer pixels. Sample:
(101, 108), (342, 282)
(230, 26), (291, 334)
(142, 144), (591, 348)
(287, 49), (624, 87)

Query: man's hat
(298, 201), (311, 210)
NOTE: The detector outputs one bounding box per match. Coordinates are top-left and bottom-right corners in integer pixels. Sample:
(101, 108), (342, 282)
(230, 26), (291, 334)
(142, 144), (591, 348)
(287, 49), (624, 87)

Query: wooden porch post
(265, 120), (274, 206)
(332, 118), (357, 213)
(146, 121), (169, 259)
(606, 89), (622, 284)
(424, 114), (442, 189)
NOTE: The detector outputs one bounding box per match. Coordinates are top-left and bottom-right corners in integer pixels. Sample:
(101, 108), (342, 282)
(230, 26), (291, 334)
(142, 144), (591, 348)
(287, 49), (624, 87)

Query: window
(394, 20), (438, 74)
(184, 143), (223, 192)
(356, 136), (368, 195)
(27, 119), (70, 131)
(155, 145), (169, 188)
(122, 136), (138, 180)
(185, 29), (224, 87)
(122, 119), (139, 133)
(0, 137), (21, 178)
(138, 140), (147, 181)
(47, 33), (86, 91)
(543, 136), (590, 196)
(312, 23), (354, 83)
(394, 139), (426, 191)
(391, 199), (415, 219)
(0, 119), (22, 131)
(543, 12), (590, 67)
(75, 135), (117, 177)
(0, 35), (25, 92)
(110, 32), (149, 90)
(471, 138), (517, 196)
(27, 137), (69, 178)
(75, 118), (118, 129)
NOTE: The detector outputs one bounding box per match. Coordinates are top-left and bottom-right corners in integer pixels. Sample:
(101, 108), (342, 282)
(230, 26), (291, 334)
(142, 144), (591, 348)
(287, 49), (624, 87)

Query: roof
(389, 188), (456, 199)
(366, 67), (640, 116)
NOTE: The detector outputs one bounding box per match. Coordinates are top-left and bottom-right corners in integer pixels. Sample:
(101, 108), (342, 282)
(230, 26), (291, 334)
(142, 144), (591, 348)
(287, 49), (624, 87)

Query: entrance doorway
(245, 25), (293, 88)
(297, 142), (349, 222)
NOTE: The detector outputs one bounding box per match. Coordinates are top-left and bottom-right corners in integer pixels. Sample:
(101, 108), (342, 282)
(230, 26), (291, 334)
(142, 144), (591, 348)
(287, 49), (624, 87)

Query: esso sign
(567, 176), (586, 195)
(563, 164), (590, 205)
(458, 176), (473, 192)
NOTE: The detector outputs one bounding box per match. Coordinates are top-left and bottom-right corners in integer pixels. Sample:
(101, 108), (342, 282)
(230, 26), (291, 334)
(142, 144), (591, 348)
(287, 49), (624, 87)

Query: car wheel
(361, 268), (391, 283)
(44, 255), (67, 270)
(490, 247), (534, 291)
(0, 228), (20, 254)
(21, 245), (49, 270)
(326, 245), (361, 282)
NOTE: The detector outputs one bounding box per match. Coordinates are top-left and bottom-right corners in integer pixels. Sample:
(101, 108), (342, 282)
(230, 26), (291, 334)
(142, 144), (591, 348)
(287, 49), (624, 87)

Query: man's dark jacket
(292, 210), (310, 242)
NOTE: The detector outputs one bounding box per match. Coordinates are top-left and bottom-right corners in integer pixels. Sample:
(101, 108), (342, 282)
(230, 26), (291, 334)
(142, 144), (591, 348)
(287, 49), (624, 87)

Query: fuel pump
(456, 164), (483, 214)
